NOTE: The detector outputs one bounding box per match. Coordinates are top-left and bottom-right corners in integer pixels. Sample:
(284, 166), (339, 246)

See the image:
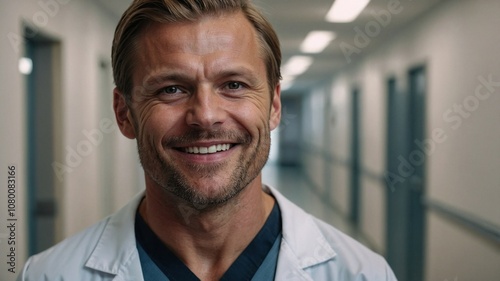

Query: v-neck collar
(135, 203), (282, 281)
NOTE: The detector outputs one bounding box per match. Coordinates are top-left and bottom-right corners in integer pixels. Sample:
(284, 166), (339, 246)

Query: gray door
(350, 88), (361, 225)
(25, 28), (60, 255)
(385, 67), (426, 281)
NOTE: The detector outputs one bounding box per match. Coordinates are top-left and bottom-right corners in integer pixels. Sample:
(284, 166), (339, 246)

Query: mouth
(180, 144), (234, 155)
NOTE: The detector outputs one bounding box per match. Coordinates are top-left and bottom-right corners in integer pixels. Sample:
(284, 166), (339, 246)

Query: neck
(139, 175), (275, 280)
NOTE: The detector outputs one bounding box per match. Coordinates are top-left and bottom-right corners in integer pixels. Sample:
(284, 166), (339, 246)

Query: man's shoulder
(18, 192), (145, 281)
(313, 216), (387, 263)
(19, 216), (111, 280)
(290, 209), (396, 279)
(297, 209), (391, 265)
(267, 185), (396, 280)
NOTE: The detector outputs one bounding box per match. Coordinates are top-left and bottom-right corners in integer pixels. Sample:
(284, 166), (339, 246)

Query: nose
(186, 86), (226, 129)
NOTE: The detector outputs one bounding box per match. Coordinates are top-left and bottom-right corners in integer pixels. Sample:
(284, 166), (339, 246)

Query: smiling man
(122, 13), (279, 212)
(17, 1), (397, 280)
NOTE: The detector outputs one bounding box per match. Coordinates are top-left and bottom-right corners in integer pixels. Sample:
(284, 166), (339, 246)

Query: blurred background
(1, 0), (499, 280)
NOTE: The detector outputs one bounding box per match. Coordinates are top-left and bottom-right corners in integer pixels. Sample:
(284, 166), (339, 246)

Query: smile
(183, 144), (232, 154)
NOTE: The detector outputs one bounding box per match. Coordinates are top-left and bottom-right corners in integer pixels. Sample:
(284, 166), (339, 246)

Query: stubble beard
(137, 128), (271, 210)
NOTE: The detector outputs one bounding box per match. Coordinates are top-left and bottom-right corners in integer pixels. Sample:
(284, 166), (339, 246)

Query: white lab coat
(17, 185), (397, 281)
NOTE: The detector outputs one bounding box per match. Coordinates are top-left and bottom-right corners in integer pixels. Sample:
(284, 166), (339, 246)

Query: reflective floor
(262, 163), (372, 249)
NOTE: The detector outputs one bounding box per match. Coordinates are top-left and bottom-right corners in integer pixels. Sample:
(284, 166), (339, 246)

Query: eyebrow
(143, 66), (261, 87)
(215, 67), (260, 83)
(143, 72), (191, 87)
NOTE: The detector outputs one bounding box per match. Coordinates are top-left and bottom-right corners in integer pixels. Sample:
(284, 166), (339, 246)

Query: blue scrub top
(135, 203), (282, 281)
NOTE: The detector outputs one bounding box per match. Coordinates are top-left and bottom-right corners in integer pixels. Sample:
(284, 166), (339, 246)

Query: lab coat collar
(265, 185), (337, 276)
(83, 185), (336, 279)
(85, 191), (145, 278)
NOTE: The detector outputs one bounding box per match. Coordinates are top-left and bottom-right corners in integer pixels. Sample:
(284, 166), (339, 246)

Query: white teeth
(184, 144), (231, 154)
(208, 145), (217, 153)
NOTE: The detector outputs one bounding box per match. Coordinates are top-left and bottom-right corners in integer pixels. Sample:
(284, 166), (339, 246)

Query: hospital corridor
(1, 0), (500, 280)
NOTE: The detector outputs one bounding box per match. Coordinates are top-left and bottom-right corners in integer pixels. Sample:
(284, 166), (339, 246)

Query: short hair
(112, 0), (281, 101)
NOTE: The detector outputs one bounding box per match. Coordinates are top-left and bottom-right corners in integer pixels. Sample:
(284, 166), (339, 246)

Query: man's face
(115, 12), (281, 208)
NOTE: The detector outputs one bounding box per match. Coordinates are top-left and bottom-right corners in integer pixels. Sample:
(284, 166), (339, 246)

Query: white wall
(301, 88), (327, 193)
(0, 1), (141, 280)
(301, 0), (500, 279)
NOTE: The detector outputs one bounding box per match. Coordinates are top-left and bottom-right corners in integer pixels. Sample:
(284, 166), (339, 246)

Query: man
(18, 0), (397, 280)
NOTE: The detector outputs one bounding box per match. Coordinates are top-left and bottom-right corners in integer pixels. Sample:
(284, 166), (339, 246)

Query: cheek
(135, 104), (179, 144)
(229, 100), (271, 135)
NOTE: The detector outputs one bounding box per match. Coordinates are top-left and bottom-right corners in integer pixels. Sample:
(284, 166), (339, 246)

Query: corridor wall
(300, 0), (500, 279)
(0, 1), (141, 280)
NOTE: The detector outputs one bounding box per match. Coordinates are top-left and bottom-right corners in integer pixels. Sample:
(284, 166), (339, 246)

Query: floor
(262, 163), (371, 248)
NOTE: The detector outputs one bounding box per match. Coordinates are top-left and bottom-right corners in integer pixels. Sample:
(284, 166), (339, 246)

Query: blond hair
(112, 0), (281, 101)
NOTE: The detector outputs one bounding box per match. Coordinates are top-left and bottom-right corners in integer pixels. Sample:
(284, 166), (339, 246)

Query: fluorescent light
(280, 56), (314, 90)
(19, 57), (33, 75)
(282, 56), (313, 77)
(300, 31), (336, 53)
(326, 0), (371, 23)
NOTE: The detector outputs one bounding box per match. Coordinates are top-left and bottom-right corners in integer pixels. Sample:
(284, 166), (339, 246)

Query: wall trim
(302, 143), (387, 184)
(423, 198), (500, 245)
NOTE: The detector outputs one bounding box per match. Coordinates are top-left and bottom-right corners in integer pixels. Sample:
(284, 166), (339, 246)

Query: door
(406, 67), (426, 281)
(278, 95), (302, 166)
(350, 88), (361, 225)
(385, 67), (427, 281)
(25, 27), (61, 255)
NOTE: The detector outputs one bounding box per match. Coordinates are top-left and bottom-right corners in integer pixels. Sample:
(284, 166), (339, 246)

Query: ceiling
(94, 0), (444, 94)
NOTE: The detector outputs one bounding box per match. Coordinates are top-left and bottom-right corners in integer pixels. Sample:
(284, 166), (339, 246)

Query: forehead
(133, 12), (263, 79)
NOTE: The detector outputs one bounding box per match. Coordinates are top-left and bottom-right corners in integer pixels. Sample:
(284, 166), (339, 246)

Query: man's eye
(227, 82), (243, 90)
(160, 86), (181, 94)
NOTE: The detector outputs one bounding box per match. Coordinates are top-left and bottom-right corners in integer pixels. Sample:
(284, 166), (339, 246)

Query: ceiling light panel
(282, 56), (314, 77)
(326, 0), (371, 23)
(300, 31), (336, 53)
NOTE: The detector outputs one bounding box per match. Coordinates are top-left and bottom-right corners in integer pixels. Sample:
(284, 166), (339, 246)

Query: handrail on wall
(423, 198), (500, 245)
(302, 144), (500, 244)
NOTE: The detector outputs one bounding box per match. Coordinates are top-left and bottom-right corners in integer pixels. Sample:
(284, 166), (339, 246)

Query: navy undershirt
(135, 202), (282, 281)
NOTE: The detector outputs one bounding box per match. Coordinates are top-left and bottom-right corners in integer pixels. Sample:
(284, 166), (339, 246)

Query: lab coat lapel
(85, 191), (146, 281)
(266, 186), (337, 280)
(81, 186), (336, 280)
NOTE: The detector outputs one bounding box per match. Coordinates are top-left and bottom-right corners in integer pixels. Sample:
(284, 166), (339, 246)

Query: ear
(269, 83), (282, 131)
(113, 88), (137, 139)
